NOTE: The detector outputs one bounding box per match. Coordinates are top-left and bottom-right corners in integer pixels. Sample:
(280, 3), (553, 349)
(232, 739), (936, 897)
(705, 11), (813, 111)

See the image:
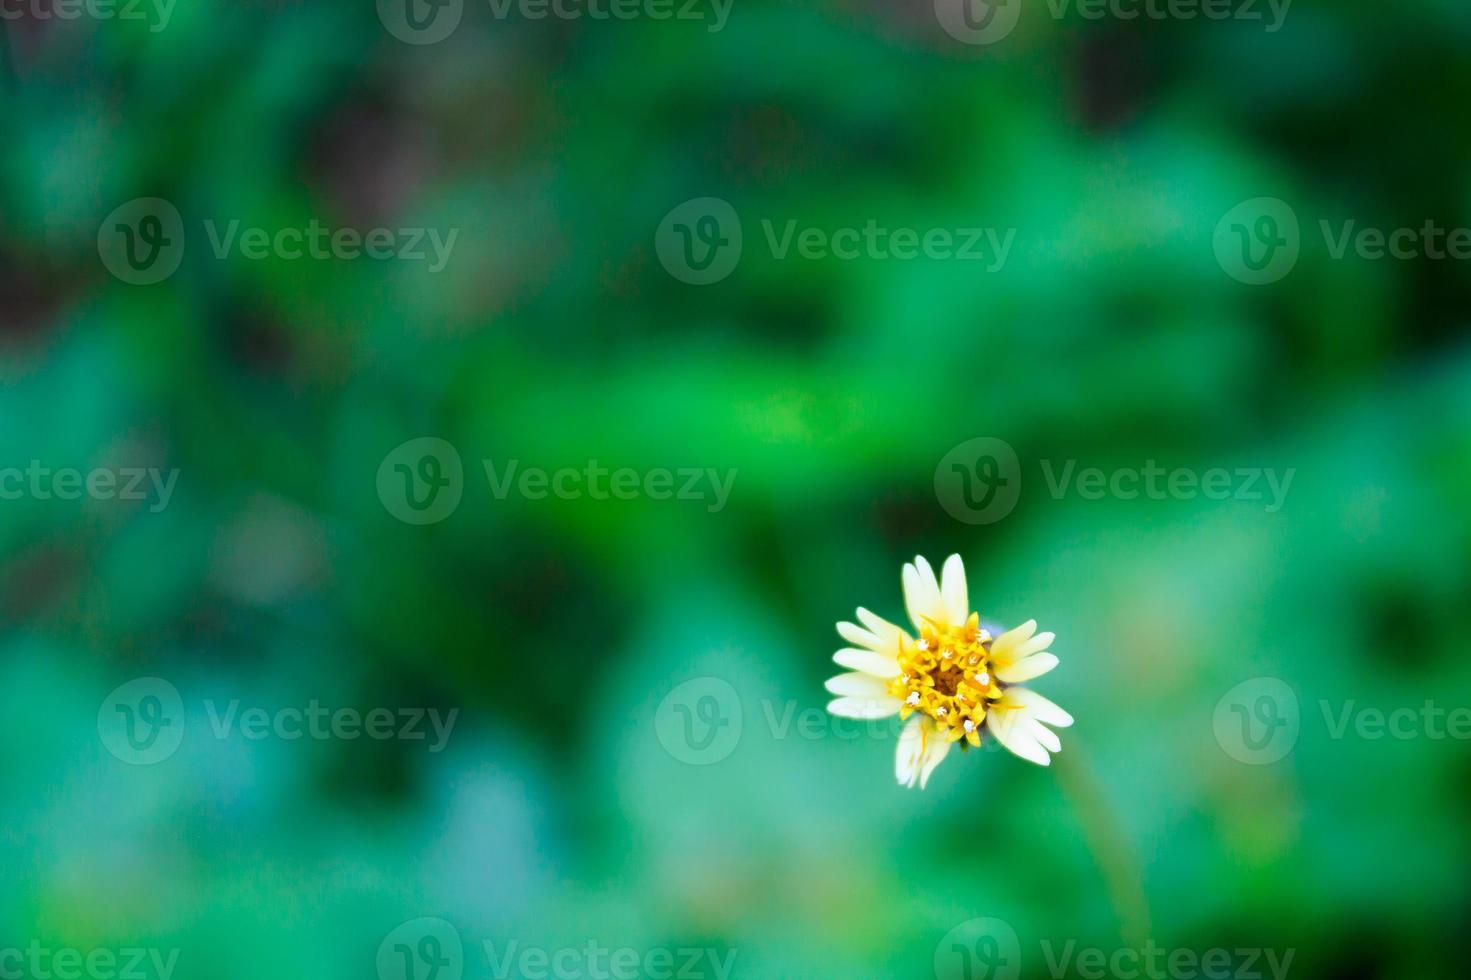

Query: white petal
(914, 555), (941, 600)
(940, 554), (969, 626)
(1006, 687), (1074, 728)
(832, 647), (901, 678)
(827, 696), (901, 720)
(836, 620), (880, 650)
(902, 558), (946, 632)
(853, 608), (907, 657)
(1029, 718), (1062, 754)
(917, 727), (952, 788)
(986, 707), (1051, 766)
(901, 564), (924, 631)
(994, 652), (1059, 684)
(989, 619), (1038, 663)
(1013, 631), (1055, 661)
(855, 606), (890, 636)
(895, 716), (925, 788)
(824, 672), (890, 699)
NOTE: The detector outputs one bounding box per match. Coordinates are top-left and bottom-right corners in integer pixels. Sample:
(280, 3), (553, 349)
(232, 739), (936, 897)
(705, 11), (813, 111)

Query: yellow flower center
(888, 615), (1004, 745)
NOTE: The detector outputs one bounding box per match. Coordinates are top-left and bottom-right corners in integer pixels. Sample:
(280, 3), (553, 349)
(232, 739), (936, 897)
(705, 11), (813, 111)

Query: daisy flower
(825, 554), (1073, 788)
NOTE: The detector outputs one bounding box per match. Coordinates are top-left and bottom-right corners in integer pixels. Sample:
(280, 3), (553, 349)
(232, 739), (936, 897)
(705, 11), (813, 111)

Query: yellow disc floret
(887, 613), (1005, 747)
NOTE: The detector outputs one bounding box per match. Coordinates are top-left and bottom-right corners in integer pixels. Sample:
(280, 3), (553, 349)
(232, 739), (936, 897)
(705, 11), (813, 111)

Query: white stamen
(936, 707), (948, 717)
(905, 692), (920, 705)
(964, 719), (975, 732)
(917, 640), (930, 651)
(977, 672), (990, 686)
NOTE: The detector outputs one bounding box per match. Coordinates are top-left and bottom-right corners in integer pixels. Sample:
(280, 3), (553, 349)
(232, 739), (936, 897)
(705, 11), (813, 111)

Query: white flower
(825, 555), (1073, 787)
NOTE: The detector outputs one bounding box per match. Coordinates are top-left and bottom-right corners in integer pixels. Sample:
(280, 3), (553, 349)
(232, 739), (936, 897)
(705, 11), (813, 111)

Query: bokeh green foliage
(4, 0), (1471, 977)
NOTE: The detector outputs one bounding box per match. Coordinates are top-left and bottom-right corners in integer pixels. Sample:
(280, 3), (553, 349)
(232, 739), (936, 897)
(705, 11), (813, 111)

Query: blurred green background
(4, 1), (1471, 978)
